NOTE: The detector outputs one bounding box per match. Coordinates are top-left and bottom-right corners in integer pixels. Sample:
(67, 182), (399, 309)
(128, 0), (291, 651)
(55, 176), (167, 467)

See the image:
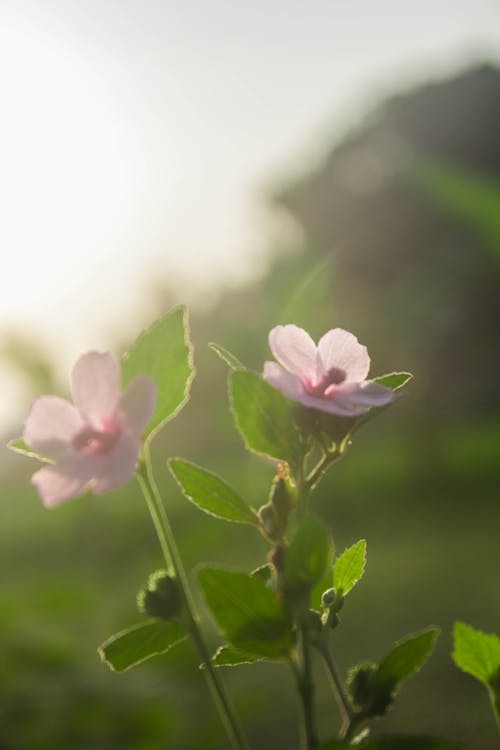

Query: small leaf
(198, 568), (294, 658)
(209, 342), (245, 371)
(211, 644), (263, 668)
(283, 516), (332, 602)
(7, 438), (52, 463)
(122, 306), (194, 441)
(229, 370), (303, 466)
(169, 459), (257, 525)
(376, 627), (439, 690)
(374, 372), (413, 391)
(98, 620), (187, 672)
(333, 539), (367, 596)
(452, 622), (500, 687)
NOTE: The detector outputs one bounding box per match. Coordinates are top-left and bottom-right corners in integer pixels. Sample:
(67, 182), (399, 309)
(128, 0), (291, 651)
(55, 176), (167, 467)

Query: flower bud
(137, 570), (183, 621)
(258, 502), (280, 540)
(321, 587), (337, 608)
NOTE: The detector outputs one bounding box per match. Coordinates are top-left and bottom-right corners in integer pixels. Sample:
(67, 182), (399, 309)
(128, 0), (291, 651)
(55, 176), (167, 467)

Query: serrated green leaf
(211, 644), (263, 668)
(7, 438), (52, 463)
(169, 459), (257, 525)
(374, 372), (413, 390)
(198, 568), (294, 658)
(333, 539), (367, 596)
(229, 370), (303, 466)
(318, 738), (469, 750)
(98, 620), (187, 672)
(453, 622), (500, 687)
(122, 306), (194, 441)
(283, 516), (332, 602)
(376, 627), (439, 689)
(209, 342), (245, 370)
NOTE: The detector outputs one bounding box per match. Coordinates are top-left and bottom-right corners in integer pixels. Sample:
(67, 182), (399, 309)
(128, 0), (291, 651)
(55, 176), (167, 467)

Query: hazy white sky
(1, 0), (499, 428)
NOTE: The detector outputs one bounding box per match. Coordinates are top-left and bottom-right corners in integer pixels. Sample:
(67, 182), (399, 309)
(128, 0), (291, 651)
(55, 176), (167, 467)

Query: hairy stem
(137, 448), (250, 750)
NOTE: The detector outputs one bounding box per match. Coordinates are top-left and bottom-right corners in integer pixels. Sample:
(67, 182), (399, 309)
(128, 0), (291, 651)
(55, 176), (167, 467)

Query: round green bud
(321, 587), (337, 608)
(137, 570), (182, 621)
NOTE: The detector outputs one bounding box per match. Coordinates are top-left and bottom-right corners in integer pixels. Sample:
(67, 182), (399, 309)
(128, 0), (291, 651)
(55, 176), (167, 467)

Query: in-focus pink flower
(263, 325), (394, 418)
(23, 352), (157, 507)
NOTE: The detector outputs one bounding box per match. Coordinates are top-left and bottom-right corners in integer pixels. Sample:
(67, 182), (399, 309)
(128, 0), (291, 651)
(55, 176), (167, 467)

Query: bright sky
(1, 0), (499, 429)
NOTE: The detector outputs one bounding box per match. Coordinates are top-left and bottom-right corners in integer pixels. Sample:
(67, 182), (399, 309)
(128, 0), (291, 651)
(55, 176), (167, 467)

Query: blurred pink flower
(263, 325), (394, 418)
(23, 352), (157, 507)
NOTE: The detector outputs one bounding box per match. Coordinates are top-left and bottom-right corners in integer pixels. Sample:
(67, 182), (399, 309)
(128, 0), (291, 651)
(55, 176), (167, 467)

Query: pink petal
(71, 352), (120, 426)
(269, 325), (320, 381)
(31, 462), (92, 507)
(23, 396), (83, 459)
(118, 375), (157, 433)
(317, 329), (370, 382)
(91, 432), (140, 494)
(263, 361), (303, 401)
(335, 381), (394, 407)
(296, 392), (369, 417)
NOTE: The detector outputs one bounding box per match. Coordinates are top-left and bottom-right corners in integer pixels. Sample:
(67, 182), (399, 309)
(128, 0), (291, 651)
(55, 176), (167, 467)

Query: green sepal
(229, 370), (304, 468)
(122, 306), (194, 443)
(169, 458), (258, 525)
(209, 342), (245, 371)
(198, 567), (294, 658)
(374, 372), (413, 390)
(7, 438), (52, 463)
(98, 619), (187, 672)
(283, 516), (333, 605)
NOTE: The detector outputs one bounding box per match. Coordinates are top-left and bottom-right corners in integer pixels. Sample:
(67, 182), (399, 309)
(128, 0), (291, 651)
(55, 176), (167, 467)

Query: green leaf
(122, 306), (194, 441)
(229, 370), (303, 466)
(376, 627), (439, 690)
(374, 372), (413, 391)
(98, 620), (187, 672)
(283, 516), (332, 602)
(318, 738), (469, 750)
(209, 342), (245, 370)
(169, 459), (257, 525)
(198, 568), (294, 658)
(452, 622), (500, 687)
(250, 563), (273, 583)
(211, 644), (263, 668)
(7, 438), (52, 463)
(333, 539), (367, 596)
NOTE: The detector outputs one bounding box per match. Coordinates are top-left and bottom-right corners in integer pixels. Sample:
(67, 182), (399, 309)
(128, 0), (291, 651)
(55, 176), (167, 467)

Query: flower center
(304, 367), (347, 397)
(73, 418), (120, 455)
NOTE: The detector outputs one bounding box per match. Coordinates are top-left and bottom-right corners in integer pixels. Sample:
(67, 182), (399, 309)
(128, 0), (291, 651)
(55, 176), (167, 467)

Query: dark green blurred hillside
(2, 65), (499, 749)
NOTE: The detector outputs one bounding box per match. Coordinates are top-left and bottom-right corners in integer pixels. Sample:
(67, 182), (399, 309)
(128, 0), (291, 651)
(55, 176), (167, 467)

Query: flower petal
(263, 361), (303, 400)
(296, 392), (369, 417)
(31, 463), (92, 507)
(23, 396), (83, 459)
(335, 380), (395, 407)
(118, 375), (157, 434)
(269, 325), (319, 381)
(91, 432), (140, 494)
(318, 329), (370, 382)
(71, 352), (120, 426)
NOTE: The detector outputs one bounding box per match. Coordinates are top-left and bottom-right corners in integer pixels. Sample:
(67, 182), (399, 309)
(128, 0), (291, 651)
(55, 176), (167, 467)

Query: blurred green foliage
(2, 66), (500, 749)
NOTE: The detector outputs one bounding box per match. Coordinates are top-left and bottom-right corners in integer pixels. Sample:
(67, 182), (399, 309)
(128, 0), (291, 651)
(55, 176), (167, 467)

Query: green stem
(296, 616), (319, 750)
(137, 447), (250, 750)
(317, 640), (353, 738)
(489, 686), (500, 739)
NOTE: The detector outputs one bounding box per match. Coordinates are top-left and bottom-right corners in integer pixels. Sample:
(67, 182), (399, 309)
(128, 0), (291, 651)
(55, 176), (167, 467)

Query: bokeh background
(1, 2), (499, 748)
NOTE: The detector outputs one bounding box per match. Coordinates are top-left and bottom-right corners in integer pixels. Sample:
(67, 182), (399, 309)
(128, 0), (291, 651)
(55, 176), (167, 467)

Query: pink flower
(23, 352), (157, 507)
(263, 325), (394, 417)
